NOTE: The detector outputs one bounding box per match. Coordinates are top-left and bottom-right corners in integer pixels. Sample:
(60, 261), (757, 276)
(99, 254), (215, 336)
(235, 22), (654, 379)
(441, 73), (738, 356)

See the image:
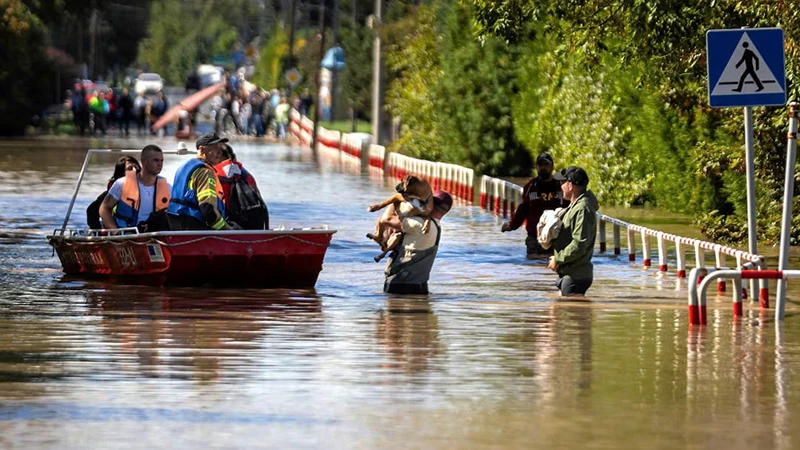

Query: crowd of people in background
(65, 83), (169, 138)
(63, 69), (315, 140)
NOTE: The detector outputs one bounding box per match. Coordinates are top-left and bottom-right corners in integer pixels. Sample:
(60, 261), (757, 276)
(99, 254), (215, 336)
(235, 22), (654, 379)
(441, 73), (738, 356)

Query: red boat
(48, 148), (336, 288)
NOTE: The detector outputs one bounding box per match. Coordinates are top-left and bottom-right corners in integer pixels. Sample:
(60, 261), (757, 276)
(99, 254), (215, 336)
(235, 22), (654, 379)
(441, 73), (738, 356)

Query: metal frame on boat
(47, 147), (336, 287)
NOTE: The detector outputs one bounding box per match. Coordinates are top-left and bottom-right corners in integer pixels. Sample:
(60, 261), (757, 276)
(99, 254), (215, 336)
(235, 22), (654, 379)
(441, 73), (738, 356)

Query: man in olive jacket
(547, 166), (599, 296)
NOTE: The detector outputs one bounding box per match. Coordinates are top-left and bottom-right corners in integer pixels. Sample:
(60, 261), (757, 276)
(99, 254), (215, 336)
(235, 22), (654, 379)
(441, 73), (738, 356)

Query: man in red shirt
(501, 152), (569, 258)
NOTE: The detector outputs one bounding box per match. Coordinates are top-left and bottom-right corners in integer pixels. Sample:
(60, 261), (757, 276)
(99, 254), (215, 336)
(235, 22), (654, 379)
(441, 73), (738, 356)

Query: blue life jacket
(167, 158), (226, 225)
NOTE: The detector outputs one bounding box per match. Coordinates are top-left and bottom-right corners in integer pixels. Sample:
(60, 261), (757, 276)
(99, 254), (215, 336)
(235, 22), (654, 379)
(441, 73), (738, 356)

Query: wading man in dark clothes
(501, 152), (569, 258)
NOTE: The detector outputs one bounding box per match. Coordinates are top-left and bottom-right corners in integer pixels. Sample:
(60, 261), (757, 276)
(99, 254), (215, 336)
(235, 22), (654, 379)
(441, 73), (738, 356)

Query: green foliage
(385, 2), (532, 175)
(339, 19), (373, 118)
(253, 25), (288, 91)
(0, 0), (59, 135)
(383, 0), (800, 244)
(137, 0), (241, 84)
(385, 4), (446, 161)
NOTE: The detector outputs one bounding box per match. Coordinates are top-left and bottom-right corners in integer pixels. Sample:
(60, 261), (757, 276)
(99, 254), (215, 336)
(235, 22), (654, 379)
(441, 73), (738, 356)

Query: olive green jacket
(552, 190), (599, 279)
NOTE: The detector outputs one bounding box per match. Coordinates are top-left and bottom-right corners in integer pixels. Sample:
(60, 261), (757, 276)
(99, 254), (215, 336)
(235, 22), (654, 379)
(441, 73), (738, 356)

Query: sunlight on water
(0, 140), (799, 449)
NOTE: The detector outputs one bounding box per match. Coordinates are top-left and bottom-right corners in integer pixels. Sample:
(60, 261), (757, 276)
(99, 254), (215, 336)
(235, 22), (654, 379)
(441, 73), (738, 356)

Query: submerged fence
(289, 111), (774, 324)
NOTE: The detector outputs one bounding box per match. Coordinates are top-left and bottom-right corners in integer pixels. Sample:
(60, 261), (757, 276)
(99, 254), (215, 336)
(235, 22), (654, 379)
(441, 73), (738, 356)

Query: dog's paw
(368, 204), (380, 212)
(366, 233), (377, 241)
(374, 253), (385, 263)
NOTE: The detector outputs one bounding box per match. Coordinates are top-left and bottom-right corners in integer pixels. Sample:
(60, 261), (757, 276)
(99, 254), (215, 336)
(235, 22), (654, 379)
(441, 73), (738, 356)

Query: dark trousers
(167, 214), (209, 231)
(556, 275), (593, 296)
(384, 282), (429, 295)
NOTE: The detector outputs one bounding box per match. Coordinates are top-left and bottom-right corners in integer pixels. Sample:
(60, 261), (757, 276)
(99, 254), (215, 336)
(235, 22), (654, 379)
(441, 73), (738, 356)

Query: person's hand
(547, 256), (558, 272)
(501, 222), (512, 232)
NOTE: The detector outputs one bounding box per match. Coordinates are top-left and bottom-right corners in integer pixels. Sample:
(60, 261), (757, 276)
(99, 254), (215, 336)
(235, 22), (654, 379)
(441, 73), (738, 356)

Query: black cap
(554, 166), (589, 187)
(536, 152), (554, 165)
(195, 132), (228, 149)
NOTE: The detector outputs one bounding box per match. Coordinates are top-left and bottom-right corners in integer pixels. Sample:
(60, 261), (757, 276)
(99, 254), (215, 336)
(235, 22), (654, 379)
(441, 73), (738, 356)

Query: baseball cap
(554, 166), (589, 187)
(536, 152), (554, 165)
(195, 132), (228, 149)
(432, 190), (453, 212)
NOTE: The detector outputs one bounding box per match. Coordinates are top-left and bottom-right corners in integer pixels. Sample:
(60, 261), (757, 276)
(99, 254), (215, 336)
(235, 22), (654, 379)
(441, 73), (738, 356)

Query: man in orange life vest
(501, 152), (569, 258)
(167, 132), (237, 230)
(99, 145), (171, 232)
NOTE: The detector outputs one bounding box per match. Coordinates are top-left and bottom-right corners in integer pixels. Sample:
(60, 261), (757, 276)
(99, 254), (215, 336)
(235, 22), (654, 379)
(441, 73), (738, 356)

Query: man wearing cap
(547, 166), (599, 296)
(167, 132), (236, 230)
(501, 152), (568, 258)
(384, 190), (453, 295)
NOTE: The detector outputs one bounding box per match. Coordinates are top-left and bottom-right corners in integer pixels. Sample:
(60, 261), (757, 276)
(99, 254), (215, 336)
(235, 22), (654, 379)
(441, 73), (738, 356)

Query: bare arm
(98, 194), (119, 229)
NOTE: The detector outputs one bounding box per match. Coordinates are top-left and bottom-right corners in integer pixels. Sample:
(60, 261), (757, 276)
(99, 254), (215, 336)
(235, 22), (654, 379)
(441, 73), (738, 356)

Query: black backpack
(227, 179), (269, 230)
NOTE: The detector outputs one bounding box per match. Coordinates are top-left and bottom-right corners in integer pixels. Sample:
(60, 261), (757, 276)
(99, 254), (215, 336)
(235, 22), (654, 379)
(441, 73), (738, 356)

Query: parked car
(197, 64), (224, 88)
(134, 73), (163, 95)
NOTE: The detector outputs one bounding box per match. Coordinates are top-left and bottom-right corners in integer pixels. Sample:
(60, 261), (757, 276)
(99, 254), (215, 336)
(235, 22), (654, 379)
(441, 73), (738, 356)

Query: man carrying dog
(547, 166), (599, 296)
(501, 152), (568, 258)
(167, 132), (236, 230)
(384, 190), (453, 295)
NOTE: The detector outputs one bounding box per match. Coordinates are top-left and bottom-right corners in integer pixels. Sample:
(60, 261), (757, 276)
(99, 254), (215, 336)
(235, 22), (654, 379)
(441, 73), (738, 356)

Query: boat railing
(53, 227), (141, 238)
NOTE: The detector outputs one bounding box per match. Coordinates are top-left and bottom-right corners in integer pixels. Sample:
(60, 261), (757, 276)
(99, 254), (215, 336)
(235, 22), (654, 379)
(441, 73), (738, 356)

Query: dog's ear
(395, 182), (405, 193)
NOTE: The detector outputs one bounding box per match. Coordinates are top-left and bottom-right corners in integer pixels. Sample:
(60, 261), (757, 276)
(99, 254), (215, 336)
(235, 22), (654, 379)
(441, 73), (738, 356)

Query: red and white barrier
(368, 144), (385, 172)
(689, 268), (792, 325)
(385, 154), (474, 203)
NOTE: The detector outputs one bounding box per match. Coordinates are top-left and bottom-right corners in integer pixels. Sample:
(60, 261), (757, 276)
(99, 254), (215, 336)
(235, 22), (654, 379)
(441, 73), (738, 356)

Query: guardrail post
(480, 176), (488, 209)
(598, 219), (607, 253)
(613, 224), (621, 255)
(714, 247), (726, 293)
(676, 238), (687, 278)
(657, 232), (667, 273)
(735, 252), (748, 300)
(493, 179), (501, 216)
(759, 259), (769, 309)
(502, 182), (509, 218)
(688, 268), (700, 325)
(642, 230), (652, 268)
(732, 277), (743, 317)
(627, 227), (636, 262)
(694, 241), (705, 283)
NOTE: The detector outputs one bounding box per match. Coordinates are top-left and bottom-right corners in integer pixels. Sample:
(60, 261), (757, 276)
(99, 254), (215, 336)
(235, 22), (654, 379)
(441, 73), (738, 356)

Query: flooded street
(1, 139), (799, 449)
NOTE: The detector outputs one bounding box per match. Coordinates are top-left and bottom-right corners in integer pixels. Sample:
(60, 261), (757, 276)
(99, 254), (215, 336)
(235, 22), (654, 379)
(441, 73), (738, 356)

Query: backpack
(227, 179), (269, 230)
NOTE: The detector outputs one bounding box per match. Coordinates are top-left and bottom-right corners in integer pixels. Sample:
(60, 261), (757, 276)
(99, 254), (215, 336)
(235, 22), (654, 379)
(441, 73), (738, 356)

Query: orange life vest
(114, 171), (171, 228)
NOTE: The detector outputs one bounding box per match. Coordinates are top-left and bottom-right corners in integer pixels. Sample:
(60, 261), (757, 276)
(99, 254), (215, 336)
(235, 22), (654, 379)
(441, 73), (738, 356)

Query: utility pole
(311, 0), (329, 162)
(286, 0), (297, 93)
(89, 9), (97, 79)
(370, 0), (382, 143)
(330, 0), (340, 123)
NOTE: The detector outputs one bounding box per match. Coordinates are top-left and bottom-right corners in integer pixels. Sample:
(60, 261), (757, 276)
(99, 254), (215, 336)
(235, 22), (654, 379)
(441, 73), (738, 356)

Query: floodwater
(1, 139), (800, 449)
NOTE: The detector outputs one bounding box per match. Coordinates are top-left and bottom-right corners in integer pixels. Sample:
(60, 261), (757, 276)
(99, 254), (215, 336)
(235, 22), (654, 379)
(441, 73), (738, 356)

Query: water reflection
(82, 286), (322, 383)
(376, 297), (441, 374)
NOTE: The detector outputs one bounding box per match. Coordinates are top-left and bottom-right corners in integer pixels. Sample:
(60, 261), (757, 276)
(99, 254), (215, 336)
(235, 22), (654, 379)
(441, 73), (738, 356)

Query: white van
(197, 65), (224, 88)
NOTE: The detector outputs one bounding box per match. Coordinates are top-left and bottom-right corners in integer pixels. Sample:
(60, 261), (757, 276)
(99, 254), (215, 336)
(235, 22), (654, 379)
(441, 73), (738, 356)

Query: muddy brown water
(0, 138), (799, 449)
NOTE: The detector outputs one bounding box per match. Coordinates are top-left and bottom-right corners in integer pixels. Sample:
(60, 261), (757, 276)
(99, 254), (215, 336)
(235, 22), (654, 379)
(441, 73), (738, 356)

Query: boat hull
(48, 229), (335, 288)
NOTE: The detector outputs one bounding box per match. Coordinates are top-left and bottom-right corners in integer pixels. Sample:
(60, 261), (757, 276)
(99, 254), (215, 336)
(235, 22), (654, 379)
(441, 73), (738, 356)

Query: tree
(0, 0), (60, 135)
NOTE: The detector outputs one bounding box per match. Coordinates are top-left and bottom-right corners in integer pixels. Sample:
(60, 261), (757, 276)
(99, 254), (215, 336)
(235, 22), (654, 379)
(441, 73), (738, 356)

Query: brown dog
(367, 175), (434, 262)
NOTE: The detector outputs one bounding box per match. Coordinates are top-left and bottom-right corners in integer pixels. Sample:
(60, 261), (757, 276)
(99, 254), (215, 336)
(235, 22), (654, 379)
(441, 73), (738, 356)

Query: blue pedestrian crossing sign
(707, 28), (786, 108)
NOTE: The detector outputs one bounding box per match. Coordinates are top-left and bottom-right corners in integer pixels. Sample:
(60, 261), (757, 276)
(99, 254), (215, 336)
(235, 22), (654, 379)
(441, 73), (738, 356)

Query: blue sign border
(706, 28), (786, 108)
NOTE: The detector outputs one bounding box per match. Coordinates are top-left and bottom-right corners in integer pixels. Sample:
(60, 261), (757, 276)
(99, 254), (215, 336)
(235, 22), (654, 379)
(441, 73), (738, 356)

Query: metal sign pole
(743, 106), (758, 299)
(776, 102), (799, 320)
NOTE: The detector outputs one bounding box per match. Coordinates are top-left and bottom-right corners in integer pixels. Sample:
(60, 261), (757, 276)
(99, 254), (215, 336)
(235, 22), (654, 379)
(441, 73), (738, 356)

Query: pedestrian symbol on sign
(710, 32), (783, 96)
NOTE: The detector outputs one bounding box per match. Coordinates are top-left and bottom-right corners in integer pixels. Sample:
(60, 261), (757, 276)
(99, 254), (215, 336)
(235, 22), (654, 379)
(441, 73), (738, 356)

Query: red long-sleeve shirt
(508, 177), (569, 236)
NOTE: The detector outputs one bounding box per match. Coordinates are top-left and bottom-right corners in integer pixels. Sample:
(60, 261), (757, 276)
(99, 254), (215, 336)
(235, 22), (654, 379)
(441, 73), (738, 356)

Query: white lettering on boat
(116, 246), (137, 269)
